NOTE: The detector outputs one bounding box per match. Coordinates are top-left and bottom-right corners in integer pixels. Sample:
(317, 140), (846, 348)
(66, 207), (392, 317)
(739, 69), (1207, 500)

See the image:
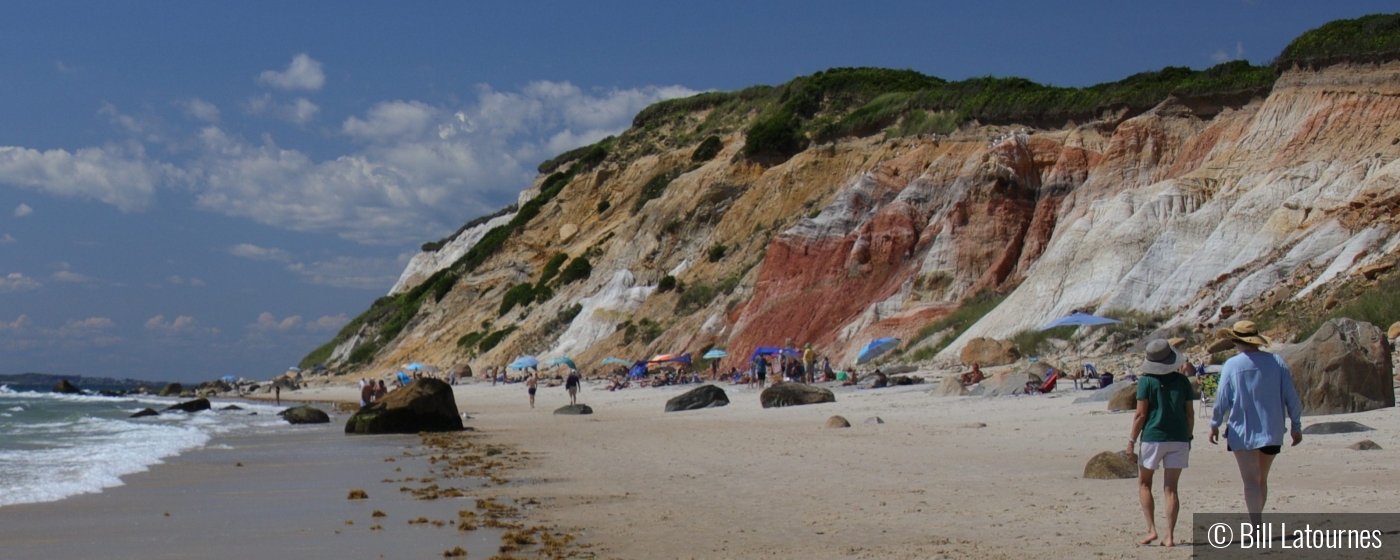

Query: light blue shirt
(1210, 351), (1303, 450)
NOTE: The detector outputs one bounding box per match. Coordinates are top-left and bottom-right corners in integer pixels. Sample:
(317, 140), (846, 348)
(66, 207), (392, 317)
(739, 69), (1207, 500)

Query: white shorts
(1139, 441), (1190, 470)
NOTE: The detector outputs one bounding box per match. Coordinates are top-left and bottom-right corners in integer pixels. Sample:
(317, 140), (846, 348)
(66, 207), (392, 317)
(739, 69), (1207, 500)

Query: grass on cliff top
(902, 292), (1009, 361)
(1276, 13), (1400, 67)
(1299, 272), (1400, 341)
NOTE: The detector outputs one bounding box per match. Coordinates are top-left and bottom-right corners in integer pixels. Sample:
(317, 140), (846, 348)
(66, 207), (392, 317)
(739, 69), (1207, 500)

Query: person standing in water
(1209, 321), (1303, 525)
(1128, 339), (1196, 547)
(526, 369), (538, 408)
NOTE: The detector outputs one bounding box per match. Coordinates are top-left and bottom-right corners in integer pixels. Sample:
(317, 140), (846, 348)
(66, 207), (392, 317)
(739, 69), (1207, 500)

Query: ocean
(0, 385), (291, 507)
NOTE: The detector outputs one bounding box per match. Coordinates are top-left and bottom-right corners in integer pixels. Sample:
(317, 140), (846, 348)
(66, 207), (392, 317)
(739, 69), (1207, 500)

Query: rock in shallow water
(164, 398), (211, 413)
(279, 405), (330, 424)
(345, 379), (463, 434)
(664, 385), (729, 412)
(130, 408), (159, 418)
(52, 379), (82, 394)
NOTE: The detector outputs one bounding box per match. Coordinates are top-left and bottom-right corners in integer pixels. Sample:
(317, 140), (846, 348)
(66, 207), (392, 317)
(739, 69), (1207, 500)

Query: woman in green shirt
(1128, 339), (1196, 547)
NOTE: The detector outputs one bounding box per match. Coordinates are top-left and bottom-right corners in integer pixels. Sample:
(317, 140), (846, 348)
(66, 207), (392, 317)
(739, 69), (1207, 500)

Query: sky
(0, 1), (1393, 383)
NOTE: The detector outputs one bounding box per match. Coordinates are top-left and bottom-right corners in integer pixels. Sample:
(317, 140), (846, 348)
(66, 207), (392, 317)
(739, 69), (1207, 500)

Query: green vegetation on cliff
(1276, 13), (1400, 68)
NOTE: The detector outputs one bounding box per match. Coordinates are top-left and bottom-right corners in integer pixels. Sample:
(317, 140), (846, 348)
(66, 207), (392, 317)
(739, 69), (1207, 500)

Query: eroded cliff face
(338, 62), (1400, 374)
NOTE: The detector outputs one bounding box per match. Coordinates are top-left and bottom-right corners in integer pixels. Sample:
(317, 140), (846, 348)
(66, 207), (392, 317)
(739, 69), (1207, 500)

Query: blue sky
(0, 1), (1392, 383)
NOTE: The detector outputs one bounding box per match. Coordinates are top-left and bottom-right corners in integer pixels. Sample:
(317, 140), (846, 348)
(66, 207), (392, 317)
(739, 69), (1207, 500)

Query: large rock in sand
(665, 385), (730, 412)
(278, 405), (330, 424)
(937, 376), (968, 397)
(1301, 421), (1373, 435)
(554, 404), (593, 415)
(345, 379), (463, 434)
(825, 415), (851, 428)
(760, 383), (835, 408)
(52, 379), (82, 394)
(959, 337), (1020, 367)
(1084, 451), (1138, 479)
(1107, 382), (1139, 411)
(164, 398), (211, 413)
(976, 370), (1037, 397)
(1276, 318), (1394, 415)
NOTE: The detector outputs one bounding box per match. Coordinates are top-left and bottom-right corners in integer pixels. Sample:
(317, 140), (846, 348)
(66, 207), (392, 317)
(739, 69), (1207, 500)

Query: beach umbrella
(600, 357), (631, 366)
(546, 357), (578, 370)
(749, 346), (800, 360)
(509, 356), (539, 370)
(1038, 311), (1121, 331)
(702, 349), (728, 359)
(405, 362), (426, 371)
(856, 337), (900, 365)
(287, 366), (301, 373)
(396, 371), (413, 385)
(220, 375), (236, 383)
(649, 353), (692, 365)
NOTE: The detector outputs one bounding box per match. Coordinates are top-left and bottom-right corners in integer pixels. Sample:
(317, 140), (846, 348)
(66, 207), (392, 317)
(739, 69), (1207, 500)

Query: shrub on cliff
(1276, 13), (1400, 68)
(692, 135), (723, 162)
(742, 109), (808, 159)
(557, 256), (592, 285)
(657, 275), (677, 293)
(499, 284), (536, 316)
(707, 245), (727, 263)
(633, 168), (683, 213)
(537, 253), (569, 287)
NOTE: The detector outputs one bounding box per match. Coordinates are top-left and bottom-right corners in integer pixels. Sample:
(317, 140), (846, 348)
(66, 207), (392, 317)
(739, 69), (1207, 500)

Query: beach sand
(7, 378), (1399, 559)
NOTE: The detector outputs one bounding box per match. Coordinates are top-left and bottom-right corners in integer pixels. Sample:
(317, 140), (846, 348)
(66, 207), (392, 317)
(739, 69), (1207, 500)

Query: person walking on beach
(1209, 321), (1303, 525)
(490, 366), (498, 387)
(526, 370), (538, 408)
(565, 369), (581, 405)
(1128, 339), (1195, 547)
(754, 355), (768, 389)
(802, 343), (816, 384)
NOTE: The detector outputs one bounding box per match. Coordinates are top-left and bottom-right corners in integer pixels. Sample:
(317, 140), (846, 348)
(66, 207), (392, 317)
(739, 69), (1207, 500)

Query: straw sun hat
(1140, 339), (1187, 375)
(1216, 320), (1271, 347)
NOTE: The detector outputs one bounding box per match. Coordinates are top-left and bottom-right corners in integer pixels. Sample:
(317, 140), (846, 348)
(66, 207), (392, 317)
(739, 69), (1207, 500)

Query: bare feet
(1162, 535), (1175, 547)
(1139, 531), (1158, 545)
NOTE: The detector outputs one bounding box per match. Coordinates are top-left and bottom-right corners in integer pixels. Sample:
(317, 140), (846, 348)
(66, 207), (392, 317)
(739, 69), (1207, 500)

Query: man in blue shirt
(1209, 321), (1304, 525)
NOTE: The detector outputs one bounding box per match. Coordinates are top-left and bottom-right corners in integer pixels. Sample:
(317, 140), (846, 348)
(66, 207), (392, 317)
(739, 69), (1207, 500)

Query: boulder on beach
(1277, 318), (1395, 415)
(52, 379), (82, 394)
(1301, 421), (1373, 435)
(1349, 439), (1382, 451)
(977, 370), (1038, 398)
(1071, 386), (1118, 404)
(345, 379), (463, 434)
(825, 415), (851, 428)
(959, 337), (1019, 367)
(130, 408), (160, 418)
(278, 405), (330, 424)
(1084, 451), (1138, 479)
(158, 383), (184, 397)
(1389, 321), (1400, 340)
(888, 375), (923, 386)
(937, 376), (969, 397)
(164, 398), (211, 413)
(664, 384), (730, 412)
(1107, 382), (1139, 412)
(554, 404), (593, 415)
(759, 383), (835, 408)
(865, 416), (884, 425)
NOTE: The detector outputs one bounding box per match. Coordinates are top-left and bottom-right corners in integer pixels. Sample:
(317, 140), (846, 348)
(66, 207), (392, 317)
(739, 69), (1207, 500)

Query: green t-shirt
(1137, 373), (1195, 442)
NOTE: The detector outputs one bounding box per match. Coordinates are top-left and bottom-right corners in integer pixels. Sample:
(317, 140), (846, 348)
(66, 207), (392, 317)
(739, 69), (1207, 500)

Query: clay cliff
(304, 15), (1400, 376)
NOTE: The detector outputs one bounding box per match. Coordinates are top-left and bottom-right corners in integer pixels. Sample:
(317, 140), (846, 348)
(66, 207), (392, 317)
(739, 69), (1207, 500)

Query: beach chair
(1076, 363), (1100, 390)
(1026, 371), (1061, 394)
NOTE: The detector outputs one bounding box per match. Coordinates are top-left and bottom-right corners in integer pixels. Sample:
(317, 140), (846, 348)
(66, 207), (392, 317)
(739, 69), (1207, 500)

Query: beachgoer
(526, 371), (538, 408)
(1129, 339), (1196, 547)
(274, 384), (280, 405)
(1209, 321), (1302, 525)
(374, 380), (387, 401)
(360, 380), (375, 407)
(565, 369), (581, 405)
(490, 366), (498, 387)
(822, 357), (833, 382)
(754, 356), (768, 389)
(960, 363), (984, 385)
(871, 369), (888, 388)
(802, 344), (816, 384)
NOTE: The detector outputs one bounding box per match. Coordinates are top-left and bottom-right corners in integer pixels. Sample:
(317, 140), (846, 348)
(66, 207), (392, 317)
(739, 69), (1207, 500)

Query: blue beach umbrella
(856, 337), (900, 365)
(600, 357), (631, 366)
(1038, 311), (1122, 331)
(396, 371), (413, 385)
(220, 375), (236, 383)
(405, 362), (426, 371)
(702, 349), (728, 359)
(546, 357), (578, 370)
(509, 356), (539, 370)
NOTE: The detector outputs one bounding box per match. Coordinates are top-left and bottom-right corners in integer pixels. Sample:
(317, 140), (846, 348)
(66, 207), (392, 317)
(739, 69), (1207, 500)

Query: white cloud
(0, 272), (41, 292)
(285, 256), (402, 290)
(13, 203), (32, 217)
(54, 60), (77, 74)
(51, 270), (92, 283)
(166, 275), (203, 286)
(308, 314), (348, 332)
(343, 101), (436, 141)
(1212, 41), (1245, 63)
(182, 98), (221, 122)
(228, 243), (293, 262)
(0, 315), (30, 331)
(251, 311), (301, 331)
(0, 145), (167, 212)
(0, 234), (14, 244)
(243, 94), (319, 124)
(147, 315), (200, 333)
(60, 317), (114, 337)
(287, 98), (319, 124)
(257, 53), (325, 91)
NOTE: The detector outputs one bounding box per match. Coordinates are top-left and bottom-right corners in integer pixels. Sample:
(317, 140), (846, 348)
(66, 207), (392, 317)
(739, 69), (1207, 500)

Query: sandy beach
(5, 377), (1398, 559)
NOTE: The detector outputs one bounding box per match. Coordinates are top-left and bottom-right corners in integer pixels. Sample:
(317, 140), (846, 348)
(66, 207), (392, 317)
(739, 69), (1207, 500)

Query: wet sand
(0, 419), (504, 560)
